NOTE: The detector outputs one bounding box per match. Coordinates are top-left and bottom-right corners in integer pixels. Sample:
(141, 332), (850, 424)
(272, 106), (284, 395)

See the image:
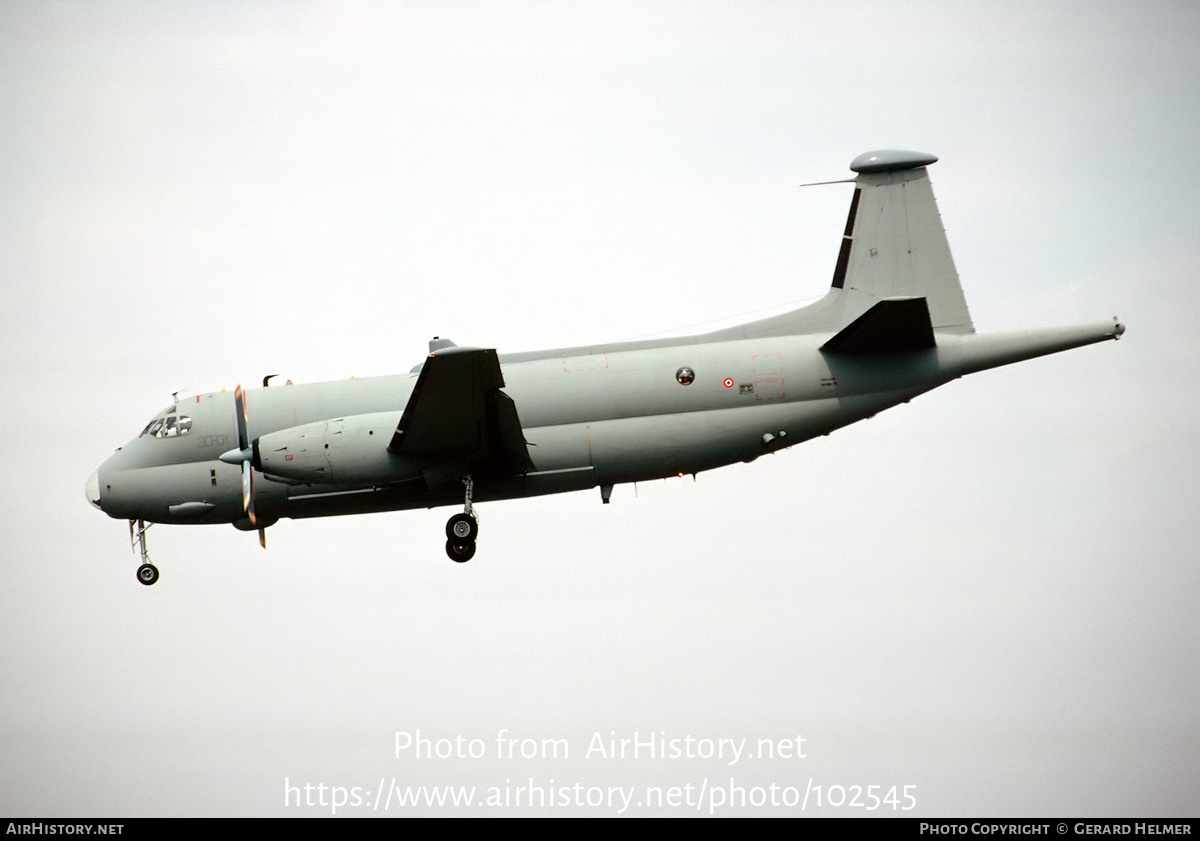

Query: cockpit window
(140, 414), (192, 438)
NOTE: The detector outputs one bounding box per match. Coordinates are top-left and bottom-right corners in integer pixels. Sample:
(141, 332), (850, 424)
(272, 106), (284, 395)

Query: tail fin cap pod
(851, 150), (938, 173)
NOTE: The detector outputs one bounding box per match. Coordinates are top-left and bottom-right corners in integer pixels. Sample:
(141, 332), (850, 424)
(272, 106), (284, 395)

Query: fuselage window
(676, 367), (695, 386)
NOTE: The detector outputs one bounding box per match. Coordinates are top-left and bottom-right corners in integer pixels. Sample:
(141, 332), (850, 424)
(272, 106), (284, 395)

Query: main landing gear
(445, 476), (479, 563)
(130, 519), (159, 585)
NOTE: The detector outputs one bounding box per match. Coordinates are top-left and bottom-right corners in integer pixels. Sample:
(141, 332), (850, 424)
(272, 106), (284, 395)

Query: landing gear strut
(130, 519), (159, 585)
(444, 476), (479, 563)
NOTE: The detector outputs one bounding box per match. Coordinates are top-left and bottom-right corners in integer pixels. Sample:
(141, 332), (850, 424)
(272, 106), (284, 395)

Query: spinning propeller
(219, 384), (266, 548)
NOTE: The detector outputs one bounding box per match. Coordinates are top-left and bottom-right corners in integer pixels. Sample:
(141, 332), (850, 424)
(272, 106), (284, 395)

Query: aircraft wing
(388, 347), (535, 481)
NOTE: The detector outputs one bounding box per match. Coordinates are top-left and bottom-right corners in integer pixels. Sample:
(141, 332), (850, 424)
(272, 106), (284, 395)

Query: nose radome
(86, 470), (102, 510)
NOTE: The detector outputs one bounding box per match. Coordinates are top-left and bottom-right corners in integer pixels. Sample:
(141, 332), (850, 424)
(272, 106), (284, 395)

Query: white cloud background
(2, 0), (1196, 817)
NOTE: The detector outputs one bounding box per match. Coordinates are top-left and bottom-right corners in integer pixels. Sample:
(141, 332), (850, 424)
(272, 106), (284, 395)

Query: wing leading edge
(388, 347), (535, 484)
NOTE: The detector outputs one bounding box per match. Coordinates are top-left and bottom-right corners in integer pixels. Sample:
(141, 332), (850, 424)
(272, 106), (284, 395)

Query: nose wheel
(444, 476), (479, 563)
(130, 519), (160, 586)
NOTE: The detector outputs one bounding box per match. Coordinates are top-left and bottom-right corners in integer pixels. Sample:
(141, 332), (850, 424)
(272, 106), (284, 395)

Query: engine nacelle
(255, 412), (414, 486)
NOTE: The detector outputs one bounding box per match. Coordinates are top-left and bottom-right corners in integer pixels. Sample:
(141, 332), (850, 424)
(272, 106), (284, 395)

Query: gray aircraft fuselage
(87, 323), (1118, 526)
(86, 150), (1124, 580)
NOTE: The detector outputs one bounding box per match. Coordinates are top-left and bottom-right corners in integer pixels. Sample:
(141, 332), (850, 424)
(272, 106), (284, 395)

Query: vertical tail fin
(711, 150), (974, 340)
(838, 151), (973, 335)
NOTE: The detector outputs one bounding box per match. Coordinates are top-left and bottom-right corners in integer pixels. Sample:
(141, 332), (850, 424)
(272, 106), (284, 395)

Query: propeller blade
(241, 461), (252, 518)
(234, 384), (258, 527)
(247, 465), (257, 527)
(234, 384), (250, 451)
(258, 528), (266, 549)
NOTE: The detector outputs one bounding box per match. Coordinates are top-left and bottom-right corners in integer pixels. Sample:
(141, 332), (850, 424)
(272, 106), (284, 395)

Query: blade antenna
(799, 177), (856, 187)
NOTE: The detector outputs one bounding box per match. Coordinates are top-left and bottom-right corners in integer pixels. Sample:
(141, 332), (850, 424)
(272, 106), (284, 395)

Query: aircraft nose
(86, 469), (102, 510)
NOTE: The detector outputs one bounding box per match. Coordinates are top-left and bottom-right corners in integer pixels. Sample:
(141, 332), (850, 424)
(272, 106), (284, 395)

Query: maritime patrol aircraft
(86, 150), (1125, 585)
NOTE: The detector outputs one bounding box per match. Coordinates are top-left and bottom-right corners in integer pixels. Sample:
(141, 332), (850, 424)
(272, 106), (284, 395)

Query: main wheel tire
(137, 563), (159, 586)
(446, 513), (478, 542)
(445, 539), (476, 563)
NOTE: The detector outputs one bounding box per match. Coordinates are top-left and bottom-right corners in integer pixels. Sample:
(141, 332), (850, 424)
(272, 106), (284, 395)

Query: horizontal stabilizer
(821, 297), (936, 354)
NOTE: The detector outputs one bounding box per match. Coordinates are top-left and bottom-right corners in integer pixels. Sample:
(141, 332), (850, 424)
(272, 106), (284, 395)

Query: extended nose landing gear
(130, 519), (159, 585)
(444, 476), (479, 563)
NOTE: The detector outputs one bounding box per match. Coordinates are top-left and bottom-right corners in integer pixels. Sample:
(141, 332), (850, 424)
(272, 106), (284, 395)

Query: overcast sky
(2, 0), (1197, 817)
